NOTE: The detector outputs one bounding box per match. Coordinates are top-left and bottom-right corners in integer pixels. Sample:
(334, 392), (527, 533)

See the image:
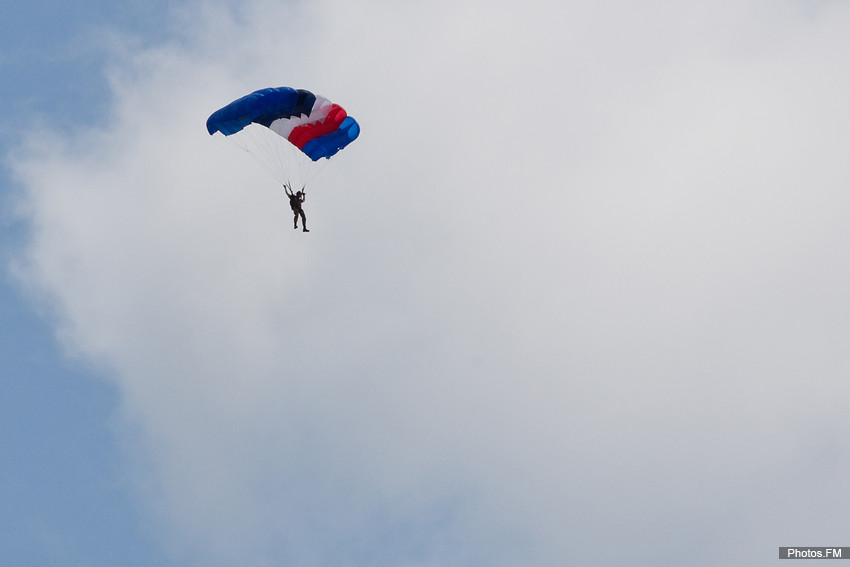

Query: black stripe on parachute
(254, 89), (317, 127)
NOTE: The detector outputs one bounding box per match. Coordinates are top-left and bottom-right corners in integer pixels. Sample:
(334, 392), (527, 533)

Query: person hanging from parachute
(206, 87), (360, 233)
(284, 182), (308, 231)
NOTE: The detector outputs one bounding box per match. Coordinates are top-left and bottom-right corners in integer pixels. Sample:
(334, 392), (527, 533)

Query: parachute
(206, 87), (360, 188)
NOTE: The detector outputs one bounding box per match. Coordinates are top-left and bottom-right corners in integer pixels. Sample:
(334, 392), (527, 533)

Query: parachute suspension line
(299, 154), (329, 189)
(224, 127), (333, 194)
(227, 129), (273, 183)
(228, 127), (300, 187)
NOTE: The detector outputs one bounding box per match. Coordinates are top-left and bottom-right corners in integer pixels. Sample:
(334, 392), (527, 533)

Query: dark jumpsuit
(289, 192), (307, 230)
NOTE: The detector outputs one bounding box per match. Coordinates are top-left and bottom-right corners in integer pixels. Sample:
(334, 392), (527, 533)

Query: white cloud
(10, 0), (850, 565)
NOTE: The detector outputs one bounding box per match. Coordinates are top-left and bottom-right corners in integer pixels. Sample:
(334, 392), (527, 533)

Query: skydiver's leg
(293, 210), (299, 229)
(300, 210), (309, 232)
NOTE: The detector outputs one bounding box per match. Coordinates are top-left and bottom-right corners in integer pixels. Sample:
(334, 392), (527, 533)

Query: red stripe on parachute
(287, 104), (348, 149)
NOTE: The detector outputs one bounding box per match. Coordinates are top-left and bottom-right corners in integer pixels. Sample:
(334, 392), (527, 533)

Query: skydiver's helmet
(296, 191), (303, 197)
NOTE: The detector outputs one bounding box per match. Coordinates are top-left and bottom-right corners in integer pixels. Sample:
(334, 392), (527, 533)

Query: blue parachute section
(302, 117), (361, 160)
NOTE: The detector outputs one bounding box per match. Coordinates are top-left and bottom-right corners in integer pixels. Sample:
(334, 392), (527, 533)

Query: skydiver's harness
(288, 193), (302, 211)
(284, 184), (305, 211)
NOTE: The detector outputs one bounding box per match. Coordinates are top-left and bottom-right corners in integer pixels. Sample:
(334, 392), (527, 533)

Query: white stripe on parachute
(268, 96), (333, 139)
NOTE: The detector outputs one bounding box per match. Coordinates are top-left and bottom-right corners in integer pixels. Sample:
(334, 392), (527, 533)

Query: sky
(3, 0), (850, 565)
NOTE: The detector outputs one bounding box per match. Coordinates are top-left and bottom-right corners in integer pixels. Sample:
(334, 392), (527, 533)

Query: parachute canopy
(207, 87), (360, 161)
(207, 87), (360, 186)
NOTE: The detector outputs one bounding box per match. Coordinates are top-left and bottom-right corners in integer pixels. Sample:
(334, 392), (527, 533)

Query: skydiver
(284, 182), (309, 232)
